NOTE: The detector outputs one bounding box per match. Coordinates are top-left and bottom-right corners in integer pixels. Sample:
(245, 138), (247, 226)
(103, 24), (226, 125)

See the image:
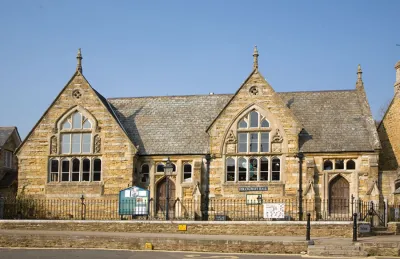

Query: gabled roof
(108, 94), (232, 155)
(16, 71), (135, 154)
(0, 127), (20, 149)
(108, 89), (378, 155)
(279, 90), (376, 152)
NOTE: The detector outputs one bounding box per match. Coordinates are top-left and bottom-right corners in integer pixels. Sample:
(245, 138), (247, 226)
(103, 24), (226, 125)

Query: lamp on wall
(164, 157), (174, 220)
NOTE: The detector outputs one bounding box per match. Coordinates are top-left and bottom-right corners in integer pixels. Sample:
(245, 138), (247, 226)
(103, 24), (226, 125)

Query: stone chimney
(394, 60), (400, 93)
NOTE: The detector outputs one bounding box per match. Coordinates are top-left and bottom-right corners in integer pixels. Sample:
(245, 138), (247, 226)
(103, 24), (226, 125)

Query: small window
(249, 158), (257, 181)
(271, 157), (280, 181)
(156, 163), (164, 173)
(261, 117), (269, 127)
(249, 133), (258, 152)
(260, 157), (268, 181)
(183, 164), (192, 182)
(346, 160), (355, 170)
(335, 159), (344, 170)
(249, 111), (259, 128)
(323, 160), (333, 170)
(172, 163), (176, 172)
(61, 159), (70, 181)
(72, 112), (82, 129)
(238, 157), (247, 181)
(238, 133), (247, 153)
(72, 158), (80, 181)
(141, 164), (149, 183)
(260, 132), (269, 152)
(238, 119), (247, 129)
(82, 158), (90, 181)
(50, 159), (59, 182)
(93, 159), (101, 181)
(226, 158), (235, 182)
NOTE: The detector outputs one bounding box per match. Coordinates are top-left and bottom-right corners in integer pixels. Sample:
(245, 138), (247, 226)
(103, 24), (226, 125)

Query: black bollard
(306, 213), (311, 241)
(353, 213), (357, 242)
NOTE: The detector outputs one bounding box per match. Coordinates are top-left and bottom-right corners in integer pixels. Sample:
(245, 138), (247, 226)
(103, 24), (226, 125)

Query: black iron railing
(0, 196), (388, 222)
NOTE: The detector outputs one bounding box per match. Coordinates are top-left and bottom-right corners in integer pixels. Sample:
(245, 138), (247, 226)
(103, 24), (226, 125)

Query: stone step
(373, 230), (396, 236)
(308, 244), (368, 257)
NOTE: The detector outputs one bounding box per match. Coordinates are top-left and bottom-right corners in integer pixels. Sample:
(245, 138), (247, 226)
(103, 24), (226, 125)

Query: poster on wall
(263, 203), (285, 219)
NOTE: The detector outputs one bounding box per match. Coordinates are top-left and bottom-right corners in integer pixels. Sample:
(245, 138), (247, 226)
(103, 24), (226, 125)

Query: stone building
(16, 48), (382, 217)
(378, 60), (400, 204)
(0, 127), (21, 198)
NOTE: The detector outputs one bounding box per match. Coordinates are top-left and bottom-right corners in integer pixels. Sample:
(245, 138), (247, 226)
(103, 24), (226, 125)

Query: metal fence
(0, 196), (388, 223)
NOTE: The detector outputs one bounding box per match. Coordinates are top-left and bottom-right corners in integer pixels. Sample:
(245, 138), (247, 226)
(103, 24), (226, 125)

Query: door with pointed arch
(156, 177), (176, 218)
(329, 175), (350, 214)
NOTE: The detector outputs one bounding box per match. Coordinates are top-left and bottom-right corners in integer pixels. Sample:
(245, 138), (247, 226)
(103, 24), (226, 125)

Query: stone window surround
(323, 158), (357, 171)
(141, 159), (195, 185)
(237, 110), (271, 153)
(48, 156), (102, 183)
(47, 106), (102, 184)
(225, 156), (282, 183)
(52, 106), (100, 156)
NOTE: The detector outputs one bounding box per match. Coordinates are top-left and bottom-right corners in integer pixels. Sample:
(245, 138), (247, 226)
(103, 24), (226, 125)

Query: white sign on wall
(263, 203), (285, 219)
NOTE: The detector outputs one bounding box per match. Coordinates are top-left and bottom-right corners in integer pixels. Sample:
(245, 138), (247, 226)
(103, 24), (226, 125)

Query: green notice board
(119, 186), (150, 216)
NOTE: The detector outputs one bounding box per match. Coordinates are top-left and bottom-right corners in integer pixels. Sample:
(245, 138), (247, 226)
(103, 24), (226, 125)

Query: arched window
(335, 159), (344, 170)
(183, 163), (192, 182)
(61, 159), (70, 182)
(60, 111), (93, 154)
(249, 158), (258, 181)
(172, 163), (176, 172)
(50, 157), (100, 183)
(226, 158), (235, 182)
(346, 160), (355, 170)
(50, 159), (59, 182)
(323, 160), (333, 170)
(238, 157), (247, 181)
(271, 157), (280, 181)
(156, 163), (164, 173)
(141, 164), (149, 183)
(93, 158), (101, 181)
(260, 157), (268, 181)
(82, 158), (90, 181)
(72, 158), (80, 181)
(237, 110), (271, 154)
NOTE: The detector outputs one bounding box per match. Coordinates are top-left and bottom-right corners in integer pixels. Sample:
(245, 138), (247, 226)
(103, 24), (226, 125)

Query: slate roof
(279, 90), (376, 152)
(0, 127), (15, 148)
(108, 95), (232, 155)
(108, 90), (377, 155)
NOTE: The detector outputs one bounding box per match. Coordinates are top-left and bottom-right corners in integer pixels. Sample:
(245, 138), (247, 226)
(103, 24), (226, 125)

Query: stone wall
(378, 95), (400, 171)
(0, 220), (357, 238)
(16, 73), (136, 198)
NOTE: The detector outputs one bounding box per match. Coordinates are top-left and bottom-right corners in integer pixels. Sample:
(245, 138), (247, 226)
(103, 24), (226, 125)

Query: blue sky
(0, 1), (399, 139)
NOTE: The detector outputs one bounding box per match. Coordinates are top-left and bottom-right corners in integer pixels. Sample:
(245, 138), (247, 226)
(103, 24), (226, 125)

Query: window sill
(49, 154), (101, 157)
(47, 181), (102, 186)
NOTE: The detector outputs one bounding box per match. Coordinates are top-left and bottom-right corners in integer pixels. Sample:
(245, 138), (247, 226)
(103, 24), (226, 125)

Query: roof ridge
(107, 93), (234, 100)
(278, 89), (356, 94)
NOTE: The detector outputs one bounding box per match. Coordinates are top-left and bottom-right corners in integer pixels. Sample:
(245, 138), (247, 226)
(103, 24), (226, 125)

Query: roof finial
(357, 64), (362, 81)
(76, 48), (82, 73)
(253, 45), (259, 70)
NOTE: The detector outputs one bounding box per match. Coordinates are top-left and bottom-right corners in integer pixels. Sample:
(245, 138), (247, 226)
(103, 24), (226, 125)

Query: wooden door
(156, 177), (176, 217)
(329, 175), (349, 214)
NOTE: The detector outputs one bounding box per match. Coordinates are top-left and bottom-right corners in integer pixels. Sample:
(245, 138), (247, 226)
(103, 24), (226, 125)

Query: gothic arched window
(48, 109), (101, 183)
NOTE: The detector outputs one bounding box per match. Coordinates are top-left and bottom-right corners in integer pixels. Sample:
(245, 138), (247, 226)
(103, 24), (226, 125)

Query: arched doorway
(329, 175), (350, 214)
(156, 177), (176, 218)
